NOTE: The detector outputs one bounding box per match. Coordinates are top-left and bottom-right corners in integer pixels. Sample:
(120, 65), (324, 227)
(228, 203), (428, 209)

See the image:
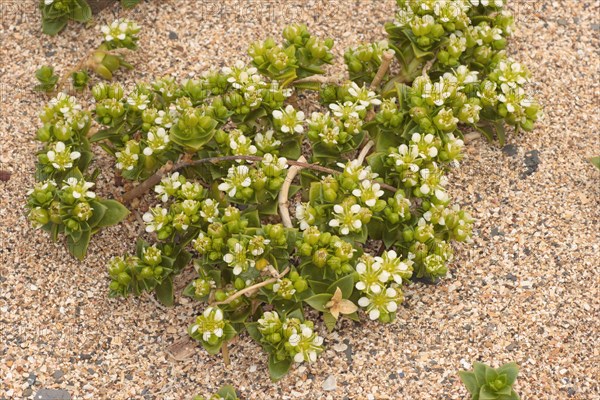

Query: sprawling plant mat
(0, 1), (598, 399)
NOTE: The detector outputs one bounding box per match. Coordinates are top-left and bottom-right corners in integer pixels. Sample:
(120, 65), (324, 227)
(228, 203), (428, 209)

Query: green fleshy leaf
(155, 277), (174, 306)
(215, 385), (238, 399)
(473, 362), (487, 385)
(71, 0), (92, 22)
(87, 200), (108, 228)
(42, 17), (69, 36)
(303, 293), (331, 312)
(268, 354), (292, 382)
(589, 156), (600, 169)
(496, 362), (519, 387)
(121, 0), (142, 8)
(479, 385), (499, 400)
(323, 312), (337, 332)
(459, 371), (479, 395)
(96, 199), (129, 227)
(66, 229), (91, 260)
(245, 322), (262, 343)
(223, 323), (237, 341)
(326, 274), (354, 298)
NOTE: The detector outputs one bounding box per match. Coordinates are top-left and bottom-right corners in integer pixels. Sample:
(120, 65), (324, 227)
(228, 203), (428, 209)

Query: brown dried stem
(370, 50), (395, 90)
(279, 156), (306, 228)
(357, 140), (375, 165)
(212, 266), (291, 306)
(293, 75), (345, 85)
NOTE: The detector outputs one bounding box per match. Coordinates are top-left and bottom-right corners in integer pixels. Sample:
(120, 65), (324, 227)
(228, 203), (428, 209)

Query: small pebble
(322, 375), (337, 391)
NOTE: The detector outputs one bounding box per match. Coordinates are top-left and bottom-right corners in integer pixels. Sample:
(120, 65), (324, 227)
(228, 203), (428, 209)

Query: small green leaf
(479, 385), (500, 400)
(459, 371), (479, 395)
(495, 120), (506, 146)
(474, 362), (487, 385)
(223, 323), (237, 341)
(304, 293), (331, 312)
(96, 199), (129, 227)
(589, 156), (600, 169)
(66, 229), (91, 260)
(268, 355), (292, 381)
(155, 277), (174, 306)
(215, 385), (238, 399)
(42, 17), (68, 36)
(245, 322), (262, 343)
(121, 0), (142, 8)
(496, 362), (519, 387)
(87, 200), (108, 228)
(323, 312), (337, 332)
(71, 0), (92, 22)
(326, 274), (354, 298)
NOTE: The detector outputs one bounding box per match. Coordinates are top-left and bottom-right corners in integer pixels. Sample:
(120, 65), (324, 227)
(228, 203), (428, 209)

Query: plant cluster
(382, 0), (540, 144)
(36, 18), (141, 94)
(459, 362), (520, 400)
(39, 0), (142, 35)
(192, 385), (240, 400)
(27, 0), (539, 381)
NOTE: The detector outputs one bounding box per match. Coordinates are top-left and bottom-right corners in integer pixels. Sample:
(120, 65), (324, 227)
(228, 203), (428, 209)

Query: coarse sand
(0, 1), (599, 399)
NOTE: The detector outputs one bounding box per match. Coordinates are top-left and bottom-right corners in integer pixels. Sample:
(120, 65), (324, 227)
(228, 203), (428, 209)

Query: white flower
(143, 127), (170, 156)
(347, 82), (382, 107)
(295, 203), (316, 231)
(358, 287), (400, 321)
(355, 257), (386, 294)
(329, 101), (364, 119)
(328, 203), (363, 235)
(337, 159), (379, 182)
(199, 198), (219, 222)
(127, 92), (150, 111)
(218, 165), (252, 198)
(352, 180), (384, 208)
(255, 130), (281, 152)
(223, 241), (254, 275)
(228, 130), (257, 157)
(46, 141), (81, 171)
(143, 206), (168, 233)
(44, 0), (54, 5)
(273, 105), (305, 134)
(375, 250), (413, 284)
(61, 177), (95, 200)
(154, 172), (182, 202)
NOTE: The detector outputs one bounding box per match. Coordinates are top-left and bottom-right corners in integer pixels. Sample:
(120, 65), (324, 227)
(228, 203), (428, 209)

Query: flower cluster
(354, 252), (411, 322)
(249, 24), (334, 85)
(257, 312), (324, 364)
(101, 19), (141, 50)
(384, 0), (539, 135)
(344, 41), (392, 85)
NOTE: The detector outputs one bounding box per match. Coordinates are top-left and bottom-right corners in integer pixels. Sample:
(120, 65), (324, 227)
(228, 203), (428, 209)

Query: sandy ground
(0, 1), (599, 399)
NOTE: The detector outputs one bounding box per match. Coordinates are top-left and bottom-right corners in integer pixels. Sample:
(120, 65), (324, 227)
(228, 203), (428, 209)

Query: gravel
(1, 1), (599, 399)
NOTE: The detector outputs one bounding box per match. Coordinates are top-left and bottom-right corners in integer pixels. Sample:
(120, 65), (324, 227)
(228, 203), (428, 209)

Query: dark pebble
(522, 150), (540, 178)
(0, 170), (11, 182)
(506, 273), (518, 282)
(168, 31), (179, 40)
(505, 341), (518, 351)
(33, 389), (71, 400)
(27, 372), (36, 386)
(52, 370), (64, 382)
(491, 227), (505, 237)
(502, 144), (518, 156)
